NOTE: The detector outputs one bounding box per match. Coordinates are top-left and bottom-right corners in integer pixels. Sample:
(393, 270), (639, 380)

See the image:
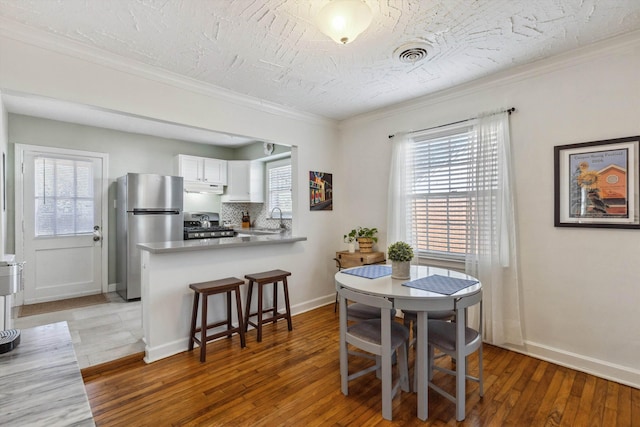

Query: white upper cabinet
(202, 158), (227, 185)
(176, 155), (227, 185)
(223, 160), (264, 203)
(179, 155), (201, 182)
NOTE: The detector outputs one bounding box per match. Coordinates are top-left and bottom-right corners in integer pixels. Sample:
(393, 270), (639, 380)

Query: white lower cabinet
(223, 160), (264, 202)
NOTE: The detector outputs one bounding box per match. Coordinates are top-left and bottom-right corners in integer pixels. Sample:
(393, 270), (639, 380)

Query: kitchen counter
(137, 231), (306, 254)
(138, 230), (307, 363)
(0, 322), (95, 426)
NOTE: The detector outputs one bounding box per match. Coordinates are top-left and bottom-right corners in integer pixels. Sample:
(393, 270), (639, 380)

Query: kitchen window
(266, 158), (292, 218)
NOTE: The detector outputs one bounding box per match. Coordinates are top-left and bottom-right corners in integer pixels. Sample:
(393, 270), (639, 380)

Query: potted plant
(345, 227), (378, 253)
(343, 230), (357, 253)
(387, 241), (414, 279)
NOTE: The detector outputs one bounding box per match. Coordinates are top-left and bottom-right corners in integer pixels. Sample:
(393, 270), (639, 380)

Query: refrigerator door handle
(130, 209), (181, 215)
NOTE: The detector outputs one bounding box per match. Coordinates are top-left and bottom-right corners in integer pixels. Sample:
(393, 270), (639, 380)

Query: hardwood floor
(82, 304), (639, 426)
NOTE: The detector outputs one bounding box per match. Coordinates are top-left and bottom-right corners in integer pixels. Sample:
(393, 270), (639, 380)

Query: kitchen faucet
(271, 207), (286, 229)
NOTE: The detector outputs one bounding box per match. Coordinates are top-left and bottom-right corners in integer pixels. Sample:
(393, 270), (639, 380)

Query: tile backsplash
(221, 203), (291, 230)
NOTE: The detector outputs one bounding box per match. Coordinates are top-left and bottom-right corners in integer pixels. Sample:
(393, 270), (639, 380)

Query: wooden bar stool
(244, 269), (293, 342)
(188, 277), (246, 362)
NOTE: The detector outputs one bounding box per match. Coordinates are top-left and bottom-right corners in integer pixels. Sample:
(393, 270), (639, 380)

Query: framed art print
(554, 136), (640, 228)
(309, 171), (333, 211)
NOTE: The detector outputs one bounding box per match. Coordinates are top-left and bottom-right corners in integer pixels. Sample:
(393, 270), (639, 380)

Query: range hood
(184, 181), (224, 194)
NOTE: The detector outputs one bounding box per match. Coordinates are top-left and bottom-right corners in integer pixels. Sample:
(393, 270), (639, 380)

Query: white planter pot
(391, 260), (411, 279)
(347, 242), (355, 253)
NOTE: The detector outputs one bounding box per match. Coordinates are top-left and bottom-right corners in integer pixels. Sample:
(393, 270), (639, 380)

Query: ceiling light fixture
(317, 0), (372, 45)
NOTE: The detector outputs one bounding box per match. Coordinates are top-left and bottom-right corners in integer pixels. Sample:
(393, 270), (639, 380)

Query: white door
(16, 145), (108, 304)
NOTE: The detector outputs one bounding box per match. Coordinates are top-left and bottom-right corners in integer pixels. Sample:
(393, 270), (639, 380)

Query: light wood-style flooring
(82, 304), (639, 426)
(14, 292), (143, 369)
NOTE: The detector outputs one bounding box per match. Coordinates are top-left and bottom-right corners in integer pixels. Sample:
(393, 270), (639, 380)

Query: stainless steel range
(183, 212), (235, 240)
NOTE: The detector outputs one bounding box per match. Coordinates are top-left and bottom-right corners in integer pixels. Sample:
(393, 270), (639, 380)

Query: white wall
(0, 93), (6, 256)
(339, 31), (640, 387)
(0, 93), (8, 329)
(0, 34), (342, 319)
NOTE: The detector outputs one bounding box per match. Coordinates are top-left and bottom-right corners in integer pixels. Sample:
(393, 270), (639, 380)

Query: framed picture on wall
(309, 171), (333, 211)
(554, 136), (640, 228)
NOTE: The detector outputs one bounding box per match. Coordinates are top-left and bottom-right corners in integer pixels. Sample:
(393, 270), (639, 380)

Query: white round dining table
(335, 264), (482, 421)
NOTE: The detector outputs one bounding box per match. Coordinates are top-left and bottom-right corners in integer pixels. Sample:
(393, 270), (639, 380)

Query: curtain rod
(388, 107), (516, 139)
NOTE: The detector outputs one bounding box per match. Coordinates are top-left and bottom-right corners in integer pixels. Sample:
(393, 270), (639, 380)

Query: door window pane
(34, 156), (95, 236)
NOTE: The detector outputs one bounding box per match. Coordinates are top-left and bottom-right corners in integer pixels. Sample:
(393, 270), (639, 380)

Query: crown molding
(0, 17), (335, 128)
(341, 29), (640, 130)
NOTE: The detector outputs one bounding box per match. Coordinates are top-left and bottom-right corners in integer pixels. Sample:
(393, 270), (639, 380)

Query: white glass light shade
(317, 0), (372, 44)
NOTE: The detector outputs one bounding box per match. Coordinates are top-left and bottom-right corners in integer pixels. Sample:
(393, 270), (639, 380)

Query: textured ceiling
(1, 0), (640, 120)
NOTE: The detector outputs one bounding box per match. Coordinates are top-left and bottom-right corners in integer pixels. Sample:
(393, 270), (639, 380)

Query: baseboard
(144, 337), (191, 363)
(81, 351), (145, 380)
(143, 294), (336, 364)
(290, 294), (335, 315)
(503, 340), (640, 389)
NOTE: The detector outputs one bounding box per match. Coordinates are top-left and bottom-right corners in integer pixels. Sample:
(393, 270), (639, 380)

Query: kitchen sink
(235, 228), (285, 236)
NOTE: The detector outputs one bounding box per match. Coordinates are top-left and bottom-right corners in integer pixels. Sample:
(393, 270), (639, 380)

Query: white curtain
(386, 132), (414, 247)
(465, 112), (524, 346)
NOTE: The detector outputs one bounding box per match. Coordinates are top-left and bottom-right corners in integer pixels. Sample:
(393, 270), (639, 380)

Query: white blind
(409, 125), (497, 259)
(267, 159), (292, 214)
(34, 156), (95, 236)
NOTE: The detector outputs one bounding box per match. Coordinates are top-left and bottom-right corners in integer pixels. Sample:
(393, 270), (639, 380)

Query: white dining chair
(346, 291), (398, 382)
(348, 303), (397, 321)
(403, 308), (456, 391)
(334, 258), (395, 320)
(338, 286), (410, 421)
(427, 290), (483, 421)
(402, 309), (455, 347)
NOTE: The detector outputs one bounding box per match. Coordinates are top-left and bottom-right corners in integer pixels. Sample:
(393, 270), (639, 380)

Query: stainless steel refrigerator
(116, 173), (183, 300)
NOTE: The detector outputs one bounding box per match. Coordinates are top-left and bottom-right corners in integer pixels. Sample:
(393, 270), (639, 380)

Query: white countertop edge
(137, 234), (307, 254)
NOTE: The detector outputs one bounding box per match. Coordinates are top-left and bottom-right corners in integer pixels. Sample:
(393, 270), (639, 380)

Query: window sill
(416, 256), (465, 273)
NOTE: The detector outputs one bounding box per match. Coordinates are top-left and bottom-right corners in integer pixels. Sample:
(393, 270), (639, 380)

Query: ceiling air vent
(394, 41), (432, 64)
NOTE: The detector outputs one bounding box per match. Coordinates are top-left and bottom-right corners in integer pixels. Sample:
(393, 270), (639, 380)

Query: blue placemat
(402, 274), (478, 295)
(341, 265), (392, 279)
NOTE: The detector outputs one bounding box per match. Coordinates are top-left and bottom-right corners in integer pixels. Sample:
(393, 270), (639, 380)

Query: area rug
(18, 293), (109, 317)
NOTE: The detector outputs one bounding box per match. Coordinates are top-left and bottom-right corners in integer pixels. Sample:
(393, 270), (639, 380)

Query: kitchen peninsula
(138, 232), (306, 363)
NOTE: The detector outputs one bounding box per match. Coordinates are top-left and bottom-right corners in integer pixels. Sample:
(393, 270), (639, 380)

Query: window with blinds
(267, 158), (292, 216)
(409, 125), (496, 260)
(34, 156), (95, 236)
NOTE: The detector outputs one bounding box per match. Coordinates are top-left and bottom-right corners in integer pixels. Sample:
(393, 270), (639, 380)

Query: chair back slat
(338, 286), (393, 309)
(455, 289), (482, 309)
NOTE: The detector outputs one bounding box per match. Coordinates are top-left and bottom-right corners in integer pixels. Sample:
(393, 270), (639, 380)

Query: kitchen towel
(341, 265), (392, 279)
(402, 274), (478, 295)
